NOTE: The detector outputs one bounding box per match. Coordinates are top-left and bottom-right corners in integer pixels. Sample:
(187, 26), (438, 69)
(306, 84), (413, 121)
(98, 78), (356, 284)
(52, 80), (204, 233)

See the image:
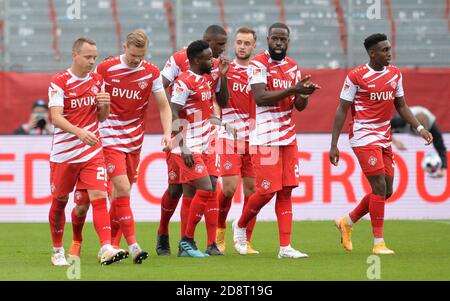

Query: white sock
(280, 245), (291, 251)
(346, 215), (354, 226)
(129, 243), (139, 254)
(101, 244), (113, 253)
(53, 247), (64, 254)
(374, 238), (384, 245)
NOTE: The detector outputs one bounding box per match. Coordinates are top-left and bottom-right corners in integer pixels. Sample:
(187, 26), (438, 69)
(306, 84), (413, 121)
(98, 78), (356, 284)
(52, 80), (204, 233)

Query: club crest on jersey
(194, 164), (205, 174)
(138, 80), (148, 90)
(168, 171), (178, 180)
(91, 85), (99, 94)
(261, 180), (271, 190)
(223, 161), (232, 170)
(390, 81), (397, 89)
(107, 163), (115, 174)
(368, 156), (377, 166)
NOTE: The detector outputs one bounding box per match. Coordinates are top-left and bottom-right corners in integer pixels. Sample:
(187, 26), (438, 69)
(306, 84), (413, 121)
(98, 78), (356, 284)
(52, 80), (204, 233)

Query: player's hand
(419, 128), (433, 145)
(329, 145), (340, 166)
(161, 135), (172, 152)
(77, 129), (98, 146)
(182, 151), (194, 168)
(96, 92), (110, 107)
(294, 75), (321, 95)
(218, 56), (231, 76)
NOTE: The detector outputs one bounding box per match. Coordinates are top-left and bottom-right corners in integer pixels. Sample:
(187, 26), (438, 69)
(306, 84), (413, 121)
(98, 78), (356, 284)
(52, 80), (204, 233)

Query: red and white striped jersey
(219, 60), (253, 141)
(48, 69), (104, 163)
(170, 70), (212, 154)
(340, 63), (404, 148)
(96, 55), (163, 153)
(248, 50), (301, 146)
(161, 48), (221, 102)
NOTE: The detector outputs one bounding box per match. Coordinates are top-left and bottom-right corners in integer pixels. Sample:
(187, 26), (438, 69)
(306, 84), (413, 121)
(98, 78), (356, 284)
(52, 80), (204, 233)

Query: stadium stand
(1, 0), (449, 71)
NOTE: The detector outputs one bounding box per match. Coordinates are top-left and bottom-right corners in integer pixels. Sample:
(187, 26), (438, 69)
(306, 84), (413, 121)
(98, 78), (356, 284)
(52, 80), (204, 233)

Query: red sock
(205, 191), (218, 245)
(49, 198), (68, 248)
(180, 196), (192, 238)
(91, 198), (111, 246)
(369, 194), (385, 238)
(218, 192), (232, 229)
(238, 191), (273, 228)
(158, 189), (181, 236)
(109, 200), (121, 247)
(275, 188), (293, 247)
(244, 195), (257, 241)
(185, 190), (213, 239)
(349, 194), (371, 223)
(71, 207), (86, 243)
(114, 196), (136, 245)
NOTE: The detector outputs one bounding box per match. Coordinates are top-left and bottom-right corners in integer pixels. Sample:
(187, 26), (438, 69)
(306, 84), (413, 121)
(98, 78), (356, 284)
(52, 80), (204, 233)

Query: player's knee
(89, 190), (107, 201)
(56, 195), (69, 202)
(372, 180), (386, 196)
(243, 183), (256, 197)
(114, 183), (131, 197)
(168, 185), (183, 199)
(75, 204), (90, 217)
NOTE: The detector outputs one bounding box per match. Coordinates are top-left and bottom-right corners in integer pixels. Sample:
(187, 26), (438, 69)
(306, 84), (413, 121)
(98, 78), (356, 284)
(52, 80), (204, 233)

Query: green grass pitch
(0, 220), (449, 280)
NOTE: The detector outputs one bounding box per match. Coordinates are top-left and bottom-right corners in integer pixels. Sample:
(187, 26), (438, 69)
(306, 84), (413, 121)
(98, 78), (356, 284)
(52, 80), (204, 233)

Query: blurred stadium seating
(0, 0), (449, 71)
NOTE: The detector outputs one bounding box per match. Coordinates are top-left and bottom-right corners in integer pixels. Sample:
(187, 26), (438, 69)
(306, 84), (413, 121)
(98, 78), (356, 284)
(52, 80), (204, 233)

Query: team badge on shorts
(107, 163), (115, 174)
(194, 164), (205, 174)
(168, 170), (178, 180)
(368, 156), (378, 166)
(75, 190), (82, 201)
(261, 180), (271, 190)
(91, 85), (99, 94)
(50, 183), (56, 193)
(138, 80), (148, 90)
(223, 161), (232, 170)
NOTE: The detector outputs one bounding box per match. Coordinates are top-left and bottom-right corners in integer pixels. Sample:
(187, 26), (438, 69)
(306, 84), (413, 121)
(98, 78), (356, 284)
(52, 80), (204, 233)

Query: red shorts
(203, 153), (221, 177)
(103, 148), (140, 184)
(252, 145), (300, 194)
(50, 155), (107, 198)
(169, 153), (210, 184)
(166, 151), (182, 185)
(352, 145), (395, 177)
(220, 139), (255, 177)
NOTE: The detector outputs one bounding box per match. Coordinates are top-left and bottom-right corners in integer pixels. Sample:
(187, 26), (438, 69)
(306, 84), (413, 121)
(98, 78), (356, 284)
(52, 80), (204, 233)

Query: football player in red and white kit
(48, 37), (127, 266)
(156, 25), (229, 256)
(330, 33), (433, 255)
(170, 40), (223, 257)
(216, 27), (259, 254)
(70, 30), (172, 263)
(232, 23), (320, 258)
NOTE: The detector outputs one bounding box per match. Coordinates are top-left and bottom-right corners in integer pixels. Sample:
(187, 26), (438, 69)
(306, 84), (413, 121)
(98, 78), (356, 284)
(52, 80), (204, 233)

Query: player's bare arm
(251, 75), (319, 106)
(153, 90), (173, 152)
(394, 96), (433, 145)
(215, 56), (230, 107)
(50, 106), (98, 146)
(170, 102), (194, 167)
(329, 99), (352, 166)
(96, 90), (110, 122)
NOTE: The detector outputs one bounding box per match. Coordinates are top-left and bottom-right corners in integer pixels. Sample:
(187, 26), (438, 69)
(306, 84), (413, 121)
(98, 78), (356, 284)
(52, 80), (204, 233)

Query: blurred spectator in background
(14, 99), (54, 135)
(391, 105), (447, 177)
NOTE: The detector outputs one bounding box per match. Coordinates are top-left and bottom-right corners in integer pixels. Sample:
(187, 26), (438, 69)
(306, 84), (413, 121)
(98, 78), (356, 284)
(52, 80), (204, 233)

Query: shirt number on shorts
(97, 167), (107, 181)
(294, 164), (300, 178)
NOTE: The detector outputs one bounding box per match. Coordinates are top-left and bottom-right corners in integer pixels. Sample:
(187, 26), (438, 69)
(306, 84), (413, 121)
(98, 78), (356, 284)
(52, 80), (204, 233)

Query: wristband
(416, 125), (424, 133)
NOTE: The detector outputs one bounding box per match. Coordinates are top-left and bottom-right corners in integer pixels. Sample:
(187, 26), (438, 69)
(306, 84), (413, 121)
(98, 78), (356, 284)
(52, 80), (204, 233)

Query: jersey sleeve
(395, 73), (404, 97)
(48, 79), (65, 107)
(248, 61), (268, 85)
(161, 56), (179, 84)
(152, 74), (164, 93)
(339, 75), (357, 102)
(171, 79), (190, 106)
